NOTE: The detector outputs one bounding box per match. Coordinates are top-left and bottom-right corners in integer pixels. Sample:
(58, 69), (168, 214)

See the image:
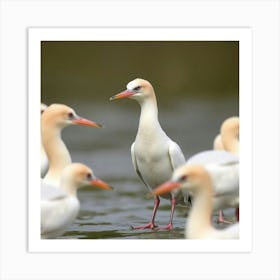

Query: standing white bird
(41, 103), (49, 177)
(110, 78), (189, 230)
(153, 164), (239, 239)
(41, 163), (113, 239)
(42, 104), (102, 186)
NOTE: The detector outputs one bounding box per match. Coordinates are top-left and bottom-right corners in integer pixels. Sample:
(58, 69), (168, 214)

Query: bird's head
(110, 78), (155, 103)
(41, 104), (102, 129)
(61, 163), (114, 191)
(152, 164), (211, 196)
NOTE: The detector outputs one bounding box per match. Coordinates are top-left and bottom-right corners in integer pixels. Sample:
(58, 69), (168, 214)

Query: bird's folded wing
(131, 142), (150, 188)
(187, 150), (239, 165)
(168, 141), (186, 170)
(41, 180), (68, 200)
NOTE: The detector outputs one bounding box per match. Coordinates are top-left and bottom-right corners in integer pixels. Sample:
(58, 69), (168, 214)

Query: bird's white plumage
(185, 150), (239, 210)
(153, 163), (240, 238)
(41, 147), (49, 177)
(131, 143), (149, 188)
(112, 78), (189, 229)
(127, 80), (138, 91)
(40, 163), (111, 239)
(165, 164), (239, 239)
(41, 180), (68, 200)
(132, 138), (186, 193)
(41, 202), (79, 239)
(168, 141), (186, 170)
(188, 222), (239, 239)
(126, 79), (186, 196)
(41, 181), (80, 239)
(41, 196), (79, 238)
(187, 150), (238, 166)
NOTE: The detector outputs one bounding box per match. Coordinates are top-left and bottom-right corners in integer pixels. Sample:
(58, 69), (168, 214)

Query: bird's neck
(137, 96), (162, 136)
(222, 132), (239, 155)
(187, 181), (213, 238)
(42, 125), (72, 183)
(60, 177), (77, 196)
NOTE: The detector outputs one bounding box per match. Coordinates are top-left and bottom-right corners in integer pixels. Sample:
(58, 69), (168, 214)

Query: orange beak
(153, 181), (181, 196)
(90, 178), (113, 190)
(72, 116), (102, 128)
(110, 90), (135, 101)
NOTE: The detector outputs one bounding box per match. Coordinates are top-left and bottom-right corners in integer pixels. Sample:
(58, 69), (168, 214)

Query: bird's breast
(134, 143), (173, 189)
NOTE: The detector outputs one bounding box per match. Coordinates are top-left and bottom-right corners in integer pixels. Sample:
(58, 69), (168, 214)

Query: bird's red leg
(217, 210), (232, 224)
(156, 196), (176, 230)
(131, 196), (160, 230)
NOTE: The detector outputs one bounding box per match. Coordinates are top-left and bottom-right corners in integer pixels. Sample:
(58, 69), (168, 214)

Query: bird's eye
(68, 112), (74, 119)
(86, 173), (92, 180)
(179, 175), (187, 182)
(133, 86), (141, 91)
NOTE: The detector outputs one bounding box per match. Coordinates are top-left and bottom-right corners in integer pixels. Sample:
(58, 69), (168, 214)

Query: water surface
(56, 97), (238, 239)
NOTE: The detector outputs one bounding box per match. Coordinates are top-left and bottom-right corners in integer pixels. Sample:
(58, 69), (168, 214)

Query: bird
(41, 103), (49, 177)
(213, 116), (240, 223)
(153, 149), (239, 215)
(41, 103), (102, 186)
(41, 163), (113, 239)
(153, 164), (239, 239)
(110, 78), (189, 230)
(186, 150), (239, 211)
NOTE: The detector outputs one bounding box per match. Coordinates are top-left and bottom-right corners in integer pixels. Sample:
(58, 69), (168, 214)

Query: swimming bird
(41, 103), (49, 177)
(42, 104), (102, 186)
(110, 78), (189, 230)
(41, 163), (113, 239)
(153, 164), (239, 239)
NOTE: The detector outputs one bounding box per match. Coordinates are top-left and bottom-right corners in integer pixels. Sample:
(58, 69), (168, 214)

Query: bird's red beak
(153, 181), (181, 196)
(110, 90), (135, 101)
(72, 117), (102, 128)
(90, 178), (113, 190)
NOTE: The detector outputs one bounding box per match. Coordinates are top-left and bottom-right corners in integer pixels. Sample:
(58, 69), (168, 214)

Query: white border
(28, 27), (252, 253)
(1, 1), (279, 279)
